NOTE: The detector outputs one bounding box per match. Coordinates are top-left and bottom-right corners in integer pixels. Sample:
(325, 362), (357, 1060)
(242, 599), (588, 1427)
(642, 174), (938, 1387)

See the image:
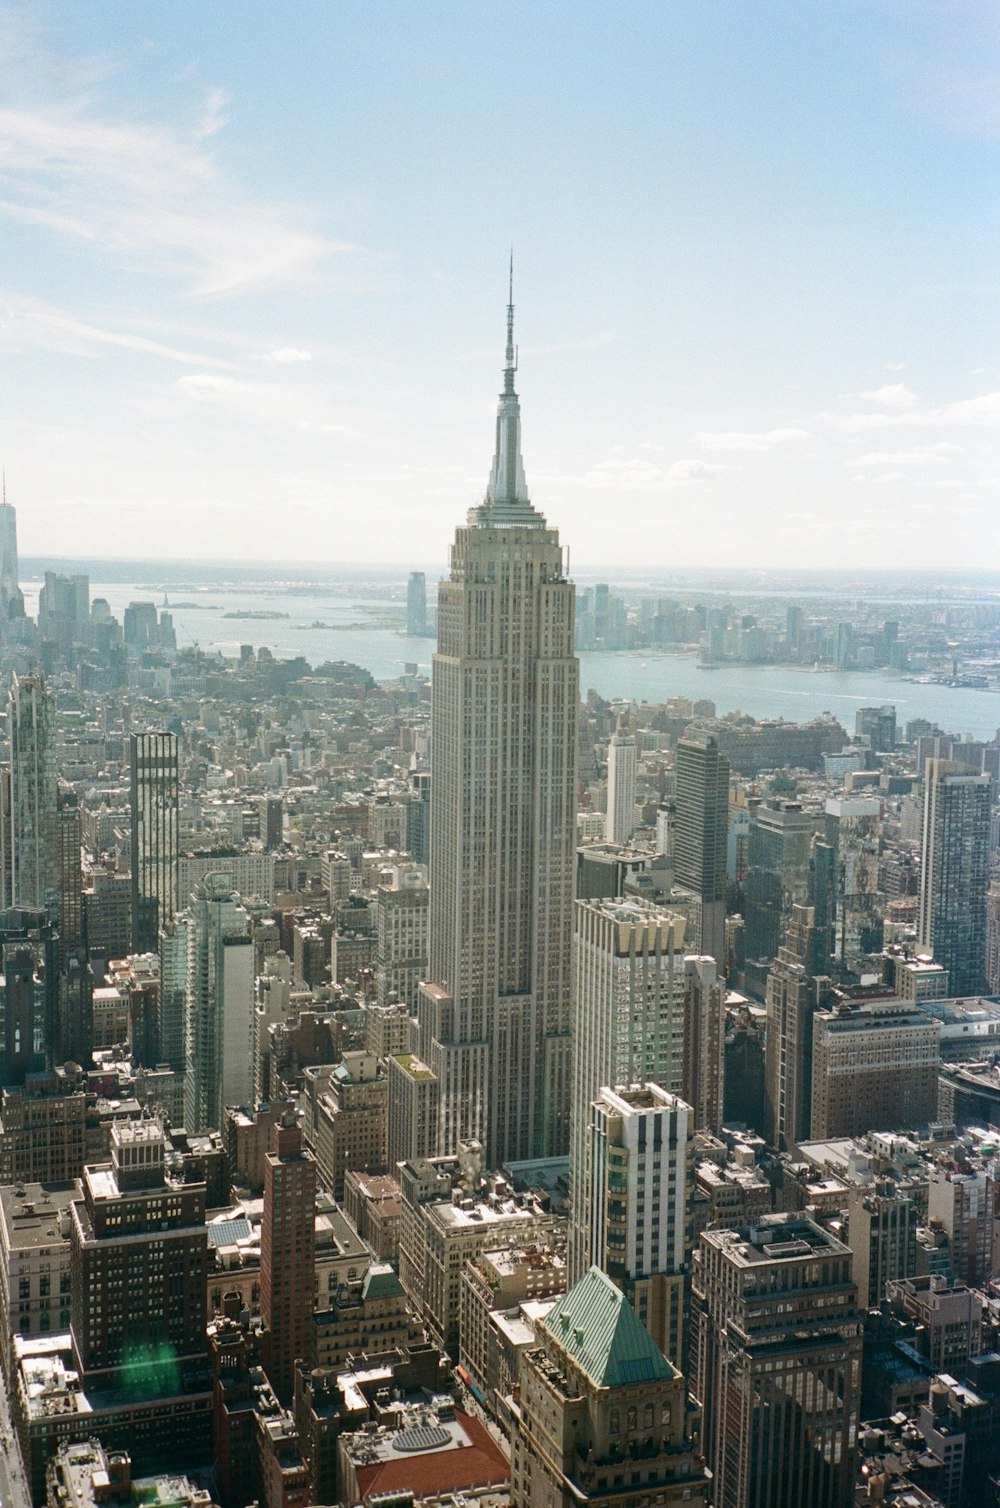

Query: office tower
(693, 1215), (861, 1508)
(7, 670), (59, 915)
(511, 1265), (709, 1508)
(605, 715), (637, 844)
(743, 799), (818, 993)
(763, 902), (830, 1151)
(681, 955), (725, 1135)
(183, 875), (255, 1133)
(987, 880), (1000, 994)
(38, 570), (89, 648)
(387, 1052), (439, 1167)
(809, 1003), (940, 1140)
(406, 570), (427, 636)
(855, 704), (897, 751)
(56, 783), (83, 949)
(261, 1110), (316, 1404)
(824, 796), (884, 971)
(374, 861), (429, 1010)
(847, 1180), (917, 1308)
(568, 898), (686, 1282)
(593, 582), (610, 644)
(0, 926), (56, 1084)
(406, 767), (431, 866)
(786, 603), (803, 653)
(70, 1119), (208, 1389)
(418, 276), (578, 1166)
(158, 914), (190, 1073)
(130, 731), (179, 955)
(260, 794), (284, 851)
(673, 731), (730, 968)
(56, 782), (93, 1067)
(919, 759), (992, 997)
(309, 1050), (387, 1200)
(0, 490), (24, 619)
(584, 1084), (692, 1369)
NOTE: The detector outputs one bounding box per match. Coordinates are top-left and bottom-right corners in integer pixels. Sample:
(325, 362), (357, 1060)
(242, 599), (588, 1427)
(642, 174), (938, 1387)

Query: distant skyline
(1, 2), (997, 568)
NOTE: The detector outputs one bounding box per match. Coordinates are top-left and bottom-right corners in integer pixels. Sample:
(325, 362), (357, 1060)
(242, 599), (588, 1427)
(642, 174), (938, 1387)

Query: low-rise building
(46, 1440), (212, 1508)
(460, 1243), (567, 1414)
(338, 1398), (509, 1506)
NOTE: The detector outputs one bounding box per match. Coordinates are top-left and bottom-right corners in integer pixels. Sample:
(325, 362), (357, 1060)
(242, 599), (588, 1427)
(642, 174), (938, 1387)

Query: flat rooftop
(703, 1217), (849, 1266)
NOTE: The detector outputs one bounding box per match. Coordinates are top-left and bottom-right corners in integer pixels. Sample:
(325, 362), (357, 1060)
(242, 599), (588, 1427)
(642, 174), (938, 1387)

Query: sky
(0, 1), (998, 571)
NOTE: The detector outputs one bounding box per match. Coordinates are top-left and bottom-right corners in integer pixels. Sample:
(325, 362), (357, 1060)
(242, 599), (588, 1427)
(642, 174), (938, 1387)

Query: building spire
(482, 256), (540, 523)
(504, 251), (516, 395)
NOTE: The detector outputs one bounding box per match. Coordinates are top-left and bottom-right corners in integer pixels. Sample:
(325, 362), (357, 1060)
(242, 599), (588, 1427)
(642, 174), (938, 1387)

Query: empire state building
(419, 276), (578, 1166)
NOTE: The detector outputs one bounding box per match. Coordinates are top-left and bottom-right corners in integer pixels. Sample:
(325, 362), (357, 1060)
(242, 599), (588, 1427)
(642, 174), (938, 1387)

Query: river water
(20, 574), (1000, 741)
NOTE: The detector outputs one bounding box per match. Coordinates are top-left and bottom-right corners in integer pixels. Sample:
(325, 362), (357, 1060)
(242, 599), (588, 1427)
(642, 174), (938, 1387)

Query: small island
(222, 610), (290, 620)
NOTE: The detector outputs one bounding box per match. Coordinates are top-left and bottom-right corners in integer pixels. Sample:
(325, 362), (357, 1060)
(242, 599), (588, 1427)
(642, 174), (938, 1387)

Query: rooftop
(703, 1216), (848, 1266)
(342, 1405), (509, 1501)
(543, 1266), (677, 1388)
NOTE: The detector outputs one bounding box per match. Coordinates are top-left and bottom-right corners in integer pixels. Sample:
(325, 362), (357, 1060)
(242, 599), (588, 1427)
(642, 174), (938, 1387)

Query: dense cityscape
(0, 282), (996, 1508)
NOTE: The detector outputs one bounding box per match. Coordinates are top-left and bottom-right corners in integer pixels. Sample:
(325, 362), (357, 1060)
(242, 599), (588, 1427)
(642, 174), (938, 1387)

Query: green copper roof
(362, 1262), (404, 1301)
(543, 1267), (677, 1388)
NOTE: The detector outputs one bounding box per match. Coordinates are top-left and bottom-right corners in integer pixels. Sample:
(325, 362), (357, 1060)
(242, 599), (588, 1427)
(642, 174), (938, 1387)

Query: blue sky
(1, 1), (997, 568)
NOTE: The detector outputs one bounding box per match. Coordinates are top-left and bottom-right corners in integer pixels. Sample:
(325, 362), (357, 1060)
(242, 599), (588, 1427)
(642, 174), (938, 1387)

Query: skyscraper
(0, 489), (24, 620)
(418, 273), (578, 1166)
(918, 759), (992, 997)
(7, 671), (59, 916)
(584, 1083), (692, 1369)
(130, 731), (180, 955)
(605, 714), (637, 844)
(406, 570), (427, 636)
(681, 954), (725, 1135)
(693, 1215), (861, 1508)
(261, 1109), (316, 1404)
(673, 731), (730, 968)
(743, 799), (818, 995)
(183, 875), (255, 1133)
(763, 901), (830, 1151)
(568, 898), (686, 1282)
(824, 795), (884, 971)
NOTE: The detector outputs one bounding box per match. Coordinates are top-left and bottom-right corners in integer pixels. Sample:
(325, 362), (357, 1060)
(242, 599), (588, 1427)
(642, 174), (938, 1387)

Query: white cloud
(859, 382), (919, 409)
(0, 292), (241, 368)
(692, 426), (809, 453)
(197, 87), (231, 140)
(0, 102), (357, 296)
(848, 442), (959, 467)
(666, 458), (717, 483)
(251, 347), (314, 365)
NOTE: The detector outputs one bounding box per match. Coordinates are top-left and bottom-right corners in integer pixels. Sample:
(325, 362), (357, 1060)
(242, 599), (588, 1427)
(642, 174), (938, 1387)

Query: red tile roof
(354, 1412), (509, 1501)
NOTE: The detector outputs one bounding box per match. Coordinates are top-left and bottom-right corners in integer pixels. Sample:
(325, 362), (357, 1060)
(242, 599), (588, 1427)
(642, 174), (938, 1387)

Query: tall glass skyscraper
(7, 671), (58, 915)
(919, 758), (992, 996)
(673, 730), (730, 969)
(0, 492), (24, 620)
(130, 731), (180, 954)
(418, 275), (578, 1165)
